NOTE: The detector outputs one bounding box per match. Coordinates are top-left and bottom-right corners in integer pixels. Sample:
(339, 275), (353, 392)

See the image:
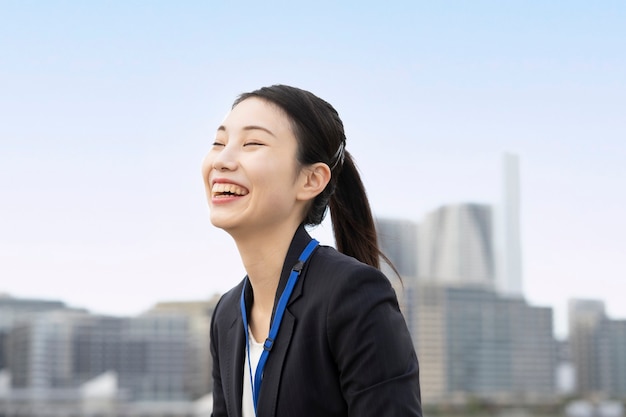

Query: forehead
(219, 97), (293, 135)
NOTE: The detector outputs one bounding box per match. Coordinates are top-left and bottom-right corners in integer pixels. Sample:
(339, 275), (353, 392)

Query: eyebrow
(217, 125), (276, 137)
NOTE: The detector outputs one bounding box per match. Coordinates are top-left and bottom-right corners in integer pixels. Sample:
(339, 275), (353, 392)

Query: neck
(232, 221), (301, 313)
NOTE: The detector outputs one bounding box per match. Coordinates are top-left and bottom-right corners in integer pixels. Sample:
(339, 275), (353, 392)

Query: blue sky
(1, 1), (624, 336)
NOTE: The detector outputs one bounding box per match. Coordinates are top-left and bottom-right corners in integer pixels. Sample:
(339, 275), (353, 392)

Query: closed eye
(244, 142), (266, 147)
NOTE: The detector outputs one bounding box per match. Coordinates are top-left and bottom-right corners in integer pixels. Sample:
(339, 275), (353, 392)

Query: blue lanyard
(240, 239), (319, 415)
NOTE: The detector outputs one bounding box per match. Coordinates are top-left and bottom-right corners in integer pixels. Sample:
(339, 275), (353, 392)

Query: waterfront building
(0, 294), (69, 372)
(7, 309), (91, 389)
(375, 217), (419, 325)
(411, 284), (556, 405)
(119, 312), (191, 402)
(376, 217), (418, 282)
(1, 297), (207, 406)
(569, 299), (626, 398)
(603, 319), (626, 398)
(148, 296), (221, 399)
(72, 316), (125, 386)
(417, 203), (495, 288)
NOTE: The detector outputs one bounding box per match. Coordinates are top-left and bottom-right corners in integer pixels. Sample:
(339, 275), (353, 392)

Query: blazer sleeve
(326, 266), (422, 416)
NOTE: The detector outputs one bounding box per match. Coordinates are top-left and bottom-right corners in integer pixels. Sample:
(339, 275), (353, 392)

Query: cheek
(257, 160), (295, 184)
(260, 167), (299, 200)
(201, 153), (213, 181)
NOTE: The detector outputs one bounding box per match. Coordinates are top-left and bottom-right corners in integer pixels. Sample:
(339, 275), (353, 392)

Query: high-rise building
(72, 315), (125, 385)
(0, 294), (69, 371)
(496, 153), (523, 296)
(119, 312), (191, 402)
(568, 299), (606, 396)
(602, 320), (626, 397)
(149, 296), (220, 399)
(412, 284), (555, 405)
(7, 309), (91, 389)
(376, 218), (418, 281)
(417, 203), (495, 287)
(568, 299), (626, 398)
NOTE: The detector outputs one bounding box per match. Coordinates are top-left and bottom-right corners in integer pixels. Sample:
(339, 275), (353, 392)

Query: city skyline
(1, 2), (625, 338)
(2, 276), (623, 411)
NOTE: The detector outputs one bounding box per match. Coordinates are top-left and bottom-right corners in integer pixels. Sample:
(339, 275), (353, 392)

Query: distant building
(71, 313), (195, 401)
(411, 284), (556, 405)
(1, 294), (221, 411)
(569, 299), (626, 398)
(120, 312), (191, 401)
(555, 339), (576, 396)
(495, 153), (523, 296)
(376, 217), (418, 282)
(149, 296), (220, 399)
(417, 203), (495, 288)
(72, 315), (125, 386)
(0, 294), (69, 371)
(602, 320), (626, 398)
(7, 309), (91, 389)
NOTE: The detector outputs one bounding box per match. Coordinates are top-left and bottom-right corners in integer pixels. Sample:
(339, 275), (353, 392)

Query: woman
(202, 85), (421, 417)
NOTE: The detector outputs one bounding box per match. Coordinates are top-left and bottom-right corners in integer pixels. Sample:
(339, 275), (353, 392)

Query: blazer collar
(242, 224), (314, 320)
(273, 224), (314, 309)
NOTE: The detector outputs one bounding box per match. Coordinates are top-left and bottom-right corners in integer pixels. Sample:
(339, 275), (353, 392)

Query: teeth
(212, 183), (249, 196)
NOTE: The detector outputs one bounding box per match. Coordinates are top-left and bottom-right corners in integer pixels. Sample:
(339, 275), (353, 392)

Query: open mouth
(212, 183), (249, 198)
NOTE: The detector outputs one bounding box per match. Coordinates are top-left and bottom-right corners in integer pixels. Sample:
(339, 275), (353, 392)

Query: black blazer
(210, 226), (422, 417)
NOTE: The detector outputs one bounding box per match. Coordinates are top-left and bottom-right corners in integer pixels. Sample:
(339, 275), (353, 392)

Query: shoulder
(311, 242), (391, 287)
(306, 245), (400, 310)
(305, 246), (418, 403)
(309, 245), (387, 279)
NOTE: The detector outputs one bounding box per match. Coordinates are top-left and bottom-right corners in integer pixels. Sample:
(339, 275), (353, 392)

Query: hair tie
(330, 141), (345, 170)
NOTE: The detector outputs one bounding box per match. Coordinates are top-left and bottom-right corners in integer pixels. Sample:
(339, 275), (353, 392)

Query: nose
(214, 159), (236, 171)
(212, 145), (238, 172)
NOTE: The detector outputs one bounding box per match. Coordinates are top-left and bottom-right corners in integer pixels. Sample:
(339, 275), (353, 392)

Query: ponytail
(329, 151), (398, 276)
(328, 151), (379, 267)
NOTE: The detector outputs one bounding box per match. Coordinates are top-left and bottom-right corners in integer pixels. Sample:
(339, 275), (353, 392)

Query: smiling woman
(202, 85), (422, 417)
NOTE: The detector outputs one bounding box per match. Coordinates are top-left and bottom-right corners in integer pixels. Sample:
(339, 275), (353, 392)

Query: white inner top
(243, 327), (264, 417)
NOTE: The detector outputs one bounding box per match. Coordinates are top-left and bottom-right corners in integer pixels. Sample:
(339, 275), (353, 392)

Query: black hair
(233, 85), (395, 271)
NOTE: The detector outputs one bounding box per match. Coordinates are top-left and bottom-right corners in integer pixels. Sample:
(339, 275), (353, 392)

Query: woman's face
(201, 97), (307, 235)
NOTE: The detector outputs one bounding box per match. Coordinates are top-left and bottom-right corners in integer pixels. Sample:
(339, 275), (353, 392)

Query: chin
(209, 213), (241, 233)
(209, 216), (230, 230)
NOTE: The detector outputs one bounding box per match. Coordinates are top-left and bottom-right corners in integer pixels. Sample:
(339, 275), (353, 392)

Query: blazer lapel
(256, 242), (316, 416)
(256, 308), (296, 417)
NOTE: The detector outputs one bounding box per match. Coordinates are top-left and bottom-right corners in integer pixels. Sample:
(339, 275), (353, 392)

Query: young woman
(202, 85), (421, 417)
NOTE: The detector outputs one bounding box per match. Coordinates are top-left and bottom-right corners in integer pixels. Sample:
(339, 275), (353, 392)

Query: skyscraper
(375, 217), (418, 281)
(413, 284), (555, 404)
(417, 203), (495, 287)
(568, 299), (626, 398)
(496, 153), (523, 296)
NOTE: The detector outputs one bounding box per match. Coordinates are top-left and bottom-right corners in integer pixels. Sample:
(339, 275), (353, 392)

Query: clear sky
(1, 1), (624, 337)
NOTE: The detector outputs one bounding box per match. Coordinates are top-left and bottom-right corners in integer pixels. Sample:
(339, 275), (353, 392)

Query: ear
(297, 162), (331, 202)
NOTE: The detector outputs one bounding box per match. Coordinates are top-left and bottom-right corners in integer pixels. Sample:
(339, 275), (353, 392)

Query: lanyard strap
(240, 239), (319, 415)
